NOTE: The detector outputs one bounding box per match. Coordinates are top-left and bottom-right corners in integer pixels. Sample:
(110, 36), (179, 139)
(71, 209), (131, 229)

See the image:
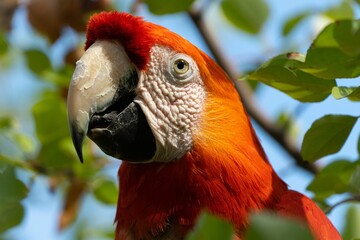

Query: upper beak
(67, 40), (136, 162)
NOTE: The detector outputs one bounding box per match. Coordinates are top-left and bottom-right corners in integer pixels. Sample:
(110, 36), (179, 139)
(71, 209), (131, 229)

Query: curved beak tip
(71, 127), (85, 163)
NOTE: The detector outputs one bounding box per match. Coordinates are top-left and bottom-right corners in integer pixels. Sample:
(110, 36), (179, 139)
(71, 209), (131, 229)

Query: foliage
(186, 213), (234, 240)
(343, 205), (360, 240)
(0, 0), (360, 239)
(0, 167), (28, 233)
(245, 212), (314, 240)
(301, 115), (358, 162)
(221, 0), (269, 34)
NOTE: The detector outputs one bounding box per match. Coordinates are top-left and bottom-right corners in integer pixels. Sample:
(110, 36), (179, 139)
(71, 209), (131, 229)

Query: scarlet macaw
(67, 11), (341, 240)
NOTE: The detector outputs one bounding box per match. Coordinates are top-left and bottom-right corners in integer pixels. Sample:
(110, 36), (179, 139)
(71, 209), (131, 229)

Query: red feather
(86, 12), (155, 70)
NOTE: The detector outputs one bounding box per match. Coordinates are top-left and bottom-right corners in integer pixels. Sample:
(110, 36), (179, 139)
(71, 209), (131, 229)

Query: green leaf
(282, 12), (310, 36)
(244, 53), (336, 102)
(144, 0), (194, 15)
(0, 33), (8, 56)
(92, 177), (118, 205)
(302, 20), (360, 79)
(0, 167), (27, 233)
(333, 20), (360, 55)
(36, 140), (74, 169)
(186, 212), (234, 240)
(350, 165), (360, 194)
(342, 206), (360, 240)
(32, 92), (68, 144)
(0, 167), (28, 202)
(0, 202), (24, 233)
(221, 0), (269, 34)
(42, 66), (73, 87)
(13, 133), (35, 154)
(0, 116), (13, 130)
(332, 86), (360, 101)
(301, 115), (358, 162)
(24, 49), (51, 76)
(324, 1), (354, 20)
(307, 160), (356, 199)
(245, 212), (314, 240)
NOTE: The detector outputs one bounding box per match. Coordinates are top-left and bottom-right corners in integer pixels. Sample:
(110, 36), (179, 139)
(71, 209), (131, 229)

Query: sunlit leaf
(186, 212), (234, 240)
(333, 20), (360, 55)
(332, 86), (360, 101)
(282, 12), (309, 36)
(43, 66), (74, 87)
(144, 0), (194, 15)
(245, 212), (314, 240)
(221, 0), (269, 34)
(324, 1), (354, 20)
(301, 115), (358, 162)
(13, 133), (35, 154)
(24, 49), (51, 76)
(93, 177), (118, 205)
(302, 20), (360, 79)
(32, 92), (68, 144)
(307, 160), (356, 199)
(243, 53), (336, 102)
(342, 206), (360, 240)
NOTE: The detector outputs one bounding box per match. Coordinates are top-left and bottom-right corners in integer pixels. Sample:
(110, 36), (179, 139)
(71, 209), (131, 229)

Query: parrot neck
(115, 142), (287, 239)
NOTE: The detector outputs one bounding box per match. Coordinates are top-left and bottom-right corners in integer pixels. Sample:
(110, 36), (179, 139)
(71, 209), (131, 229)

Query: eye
(173, 59), (189, 75)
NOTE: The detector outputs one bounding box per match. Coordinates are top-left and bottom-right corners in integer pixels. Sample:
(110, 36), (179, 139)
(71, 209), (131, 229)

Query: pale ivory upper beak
(67, 40), (134, 162)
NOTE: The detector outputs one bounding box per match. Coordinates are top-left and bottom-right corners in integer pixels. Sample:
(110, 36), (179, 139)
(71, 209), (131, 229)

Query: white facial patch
(134, 45), (206, 162)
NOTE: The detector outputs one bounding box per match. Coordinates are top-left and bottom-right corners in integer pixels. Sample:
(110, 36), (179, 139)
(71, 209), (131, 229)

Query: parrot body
(67, 12), (341, 240)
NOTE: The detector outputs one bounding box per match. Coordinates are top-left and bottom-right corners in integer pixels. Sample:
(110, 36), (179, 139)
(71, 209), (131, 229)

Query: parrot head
(67, 11), (247, 164)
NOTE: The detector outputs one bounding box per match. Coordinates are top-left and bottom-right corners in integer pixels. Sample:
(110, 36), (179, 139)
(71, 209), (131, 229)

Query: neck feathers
(115, 124), (287, 239)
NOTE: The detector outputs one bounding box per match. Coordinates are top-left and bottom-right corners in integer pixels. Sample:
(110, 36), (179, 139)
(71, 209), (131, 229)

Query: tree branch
(187, 9), (319, 174)
(325, 195), (360, 214)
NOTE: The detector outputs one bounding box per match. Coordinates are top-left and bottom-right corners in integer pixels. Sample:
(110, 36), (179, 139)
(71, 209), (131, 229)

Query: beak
(67, 40), (156, 163)
(67, 40), (135, 162)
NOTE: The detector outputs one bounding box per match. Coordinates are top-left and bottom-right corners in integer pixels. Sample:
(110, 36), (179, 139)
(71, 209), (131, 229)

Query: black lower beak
(88, 101), (156, 162)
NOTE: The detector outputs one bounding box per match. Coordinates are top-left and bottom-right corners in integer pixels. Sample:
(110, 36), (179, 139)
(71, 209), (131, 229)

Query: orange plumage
(82, 12), (341, 240)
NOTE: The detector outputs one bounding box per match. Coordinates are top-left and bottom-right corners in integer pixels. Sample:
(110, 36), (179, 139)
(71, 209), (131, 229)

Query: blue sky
(1, 0), (360, 239)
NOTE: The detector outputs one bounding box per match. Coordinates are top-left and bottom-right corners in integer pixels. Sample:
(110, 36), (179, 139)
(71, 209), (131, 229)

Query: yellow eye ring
(173, 59), (189, 75)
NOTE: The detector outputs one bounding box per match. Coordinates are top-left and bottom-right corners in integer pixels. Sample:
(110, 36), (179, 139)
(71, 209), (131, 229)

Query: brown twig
(325, 195), (360, 214)
(129, 0), (142, 14)
(187, 9), (319, 174)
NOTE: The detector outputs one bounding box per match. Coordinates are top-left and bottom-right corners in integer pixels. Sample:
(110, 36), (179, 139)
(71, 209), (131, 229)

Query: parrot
(67, 11), (341, 240)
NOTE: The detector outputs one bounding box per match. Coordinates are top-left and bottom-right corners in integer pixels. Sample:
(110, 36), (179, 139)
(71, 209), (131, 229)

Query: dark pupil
(177, 60), (185, 70)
